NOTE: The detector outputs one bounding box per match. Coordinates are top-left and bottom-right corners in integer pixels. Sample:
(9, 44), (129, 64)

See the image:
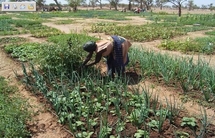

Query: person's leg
(106, 55), (115, 78)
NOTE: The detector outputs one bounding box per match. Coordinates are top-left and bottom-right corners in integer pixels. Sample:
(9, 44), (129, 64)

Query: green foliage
(4, 42), (43, 62)
(181, 117), (197, 128)
(54, 19), (75, 24)
(22, 62), (175, 137)
(91, 22), (209, 42)
(0, 18), (63, 37)
(0, 76), (17, 95)
(0, 76), (30, 137)
(14, 10), (141, 20)
(0, 17), (19, 35)
(178, 14), (215, 27)
(205, 31), (215, 36)
(129, 47), (215, 100)
(159, 37), (215, 54)
(146, 14), (215, 27)
(13, 19), (63, 38)
(5, 11), (215, 137)
(134, 130), (149, 138)
(175, 131), (190, 138)
(146, 15), (178, 22)
(39, 34), (99, 74)
(0, 37), (27, 46)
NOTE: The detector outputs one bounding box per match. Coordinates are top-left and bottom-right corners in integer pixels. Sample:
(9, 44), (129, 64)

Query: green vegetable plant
(134, 129), (149, 138)
(181, 117), (197, 130)
(4, 42), (43, 62)
(0, 76), (31, 137)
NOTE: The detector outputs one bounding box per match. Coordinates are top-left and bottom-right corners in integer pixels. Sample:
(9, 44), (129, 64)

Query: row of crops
(6, 10), (143, 20)
(2, 33), (215, 137)
(148, 14), (215, 27)
(0, 16), (62, 37)
(90, 22), (210, 41)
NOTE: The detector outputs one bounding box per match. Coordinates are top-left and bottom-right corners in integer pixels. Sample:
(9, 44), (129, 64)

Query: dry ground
(0, 10), (215, 137)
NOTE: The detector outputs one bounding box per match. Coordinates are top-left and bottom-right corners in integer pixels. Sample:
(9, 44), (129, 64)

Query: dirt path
(43, 16), (152, 34)
(0, 37), (73, 138)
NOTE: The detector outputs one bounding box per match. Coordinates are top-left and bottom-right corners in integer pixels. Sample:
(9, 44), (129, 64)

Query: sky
(44, 0), (215, 6)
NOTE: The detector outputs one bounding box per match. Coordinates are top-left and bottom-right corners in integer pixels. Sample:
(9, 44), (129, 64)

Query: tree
(134, 0), (144, 9)
(143, 0), (153, 10)
(187, 0), (193, 11)
(49, 3), (56, 6)
(96, 0), (102, 9)
(107, 0), (121, 10)
(167, 0), (187, 16)
(36, 0), (46, 9)
(89, 0), (97, 9)
(53, 0), (62, 10)
(156, 0), (168, 10)
(66, 0), (85, 12)
(209, 3), (214, 11)
(128, 0), (132, 10)
(201, 5), (207, 9)
(192, 4), (199, 9)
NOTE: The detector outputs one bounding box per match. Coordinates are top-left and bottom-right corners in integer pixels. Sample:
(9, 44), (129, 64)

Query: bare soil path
(0, 36), (73, 138)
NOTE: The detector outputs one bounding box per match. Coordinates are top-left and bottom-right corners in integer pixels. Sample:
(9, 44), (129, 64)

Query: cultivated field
(0, 8), (215, 138)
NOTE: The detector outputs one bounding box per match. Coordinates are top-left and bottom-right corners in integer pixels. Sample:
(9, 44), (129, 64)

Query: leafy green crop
(4, 42), (43, 62)
(0, 76), (30, 137)
(181, 117), (197, 128)
(0, 37), (27, 46)
(39, 34), (99, 74)
(90, 22), (209, 42)
(159, 37), (215, 54)
(205, 30), (215, 36)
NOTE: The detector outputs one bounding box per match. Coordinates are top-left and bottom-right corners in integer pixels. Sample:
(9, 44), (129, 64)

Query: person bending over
(81, 35), (132, 78)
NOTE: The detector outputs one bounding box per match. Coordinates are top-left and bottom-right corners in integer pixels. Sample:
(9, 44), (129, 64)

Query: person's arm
(82, 52), (93, 67)
(85, 53), (102, 67)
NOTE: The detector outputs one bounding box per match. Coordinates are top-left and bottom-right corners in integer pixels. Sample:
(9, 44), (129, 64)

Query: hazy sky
(45, 0), (215, 6)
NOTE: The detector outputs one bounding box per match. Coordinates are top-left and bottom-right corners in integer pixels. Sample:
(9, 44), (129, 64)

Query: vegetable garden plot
(90, 22), (210, 42)
(0, 37), (27, 45)
(0, 16), (22, 35)
(0, 17), (63, 37)
(0, 76), (31, 137)
(146, 14), (215, 27)
(129, 47), (215, 103)
(3, 33), (213, 138)
(159, 36), (215, 54)
(14, 10), (142, 20)
(19, 62), (215, 138)
(2, 11), (215, 137)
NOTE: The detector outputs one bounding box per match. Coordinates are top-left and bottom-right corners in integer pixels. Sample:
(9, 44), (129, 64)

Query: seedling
(181, 117), (197, 129)
(134, 129), (149, 138)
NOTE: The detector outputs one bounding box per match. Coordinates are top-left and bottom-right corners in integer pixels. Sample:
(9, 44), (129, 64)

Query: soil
(1, 10), (215, 137)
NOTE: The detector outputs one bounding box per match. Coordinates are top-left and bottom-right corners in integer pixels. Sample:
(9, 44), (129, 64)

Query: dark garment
(107, 35), (129, 77)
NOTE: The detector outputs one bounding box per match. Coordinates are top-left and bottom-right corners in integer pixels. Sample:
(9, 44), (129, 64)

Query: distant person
(134, 7), (140, 13)
(81, 35), (132, 78)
